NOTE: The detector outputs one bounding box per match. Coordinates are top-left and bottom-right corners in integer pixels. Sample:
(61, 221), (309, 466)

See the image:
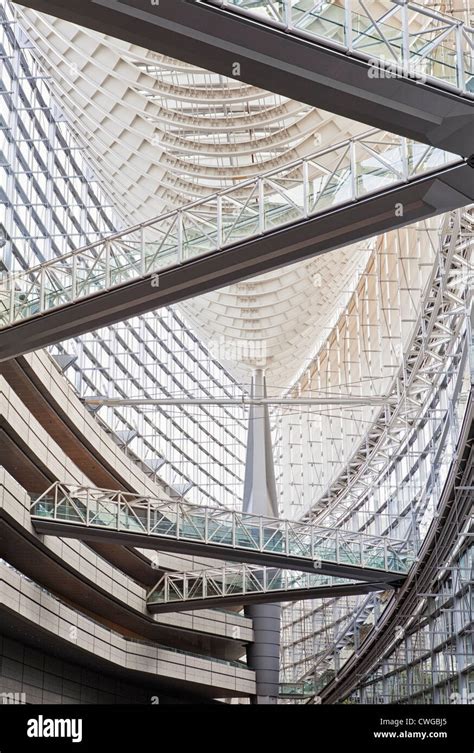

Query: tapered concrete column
(243, 369), (280, 704)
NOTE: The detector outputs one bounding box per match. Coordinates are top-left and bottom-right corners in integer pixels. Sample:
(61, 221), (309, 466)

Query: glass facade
(0, 0), (472, 706)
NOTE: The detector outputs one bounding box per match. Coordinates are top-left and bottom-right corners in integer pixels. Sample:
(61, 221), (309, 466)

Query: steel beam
(83, 396), (393, 408)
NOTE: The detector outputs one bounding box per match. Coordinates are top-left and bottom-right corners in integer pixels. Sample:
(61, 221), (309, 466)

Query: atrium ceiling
(16, 5), (376, 387)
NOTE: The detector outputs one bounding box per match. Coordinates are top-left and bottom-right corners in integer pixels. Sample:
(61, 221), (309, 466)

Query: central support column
(243, 369), (281, 704)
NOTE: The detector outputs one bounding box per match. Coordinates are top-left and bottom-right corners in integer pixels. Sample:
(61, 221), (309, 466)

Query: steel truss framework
(1, 129), (471, 362)
(304, 210), (473, 530)
(321, 404), (473, 704)
(14, 2), (322, 201)
(281, 208), (473, 692)
(30, 481), (414, 581)
(283, 366), (472, 690)
(349, 539), (473, 705)
(0, 6), (248, 510)
(0, 0), (471, 702)
(17, 0), (474, 155)
(146, 563), (391, 613)
(210, 1), (474, 98)
(285, 339), (470, 688)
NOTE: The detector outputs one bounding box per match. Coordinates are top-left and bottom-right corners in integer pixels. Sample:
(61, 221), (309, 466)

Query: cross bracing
(30, 481), (414, 582)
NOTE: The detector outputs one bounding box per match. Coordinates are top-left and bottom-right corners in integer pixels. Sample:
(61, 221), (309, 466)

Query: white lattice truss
(146, 563), (377, 610)
(0, 129), (456, 328)
(30, 481), (414, 577)
(281, 207), (473, 686)
(207, 0), (474, 97)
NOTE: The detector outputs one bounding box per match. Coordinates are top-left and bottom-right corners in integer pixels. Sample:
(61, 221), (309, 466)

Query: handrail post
(140, 225), (146, 275)
(177, 211), (183, 263)
(284, 0), (291, 30)
(86, 487), (90, 527)
(72, 253), (77, 301)
(401, 1), (410, 74)
(345, 0), (353, 52)
(216, 194), (222, 248)
(401, 137), (409, 182)
(303, 159), (309, 218)
(258, 178), (265, 234)
(9, 276), (15, 324)
(455, 22), (465, 92)
(39, 267), (45, 314)
(349, 139), (357, 200)
(104, 240), (111, 289)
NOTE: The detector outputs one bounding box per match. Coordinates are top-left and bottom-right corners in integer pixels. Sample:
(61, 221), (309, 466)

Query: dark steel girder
(1, 161), (473, 362)
(17, 0), (474, 156)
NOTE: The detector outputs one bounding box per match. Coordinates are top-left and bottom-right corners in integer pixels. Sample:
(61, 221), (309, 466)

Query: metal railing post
(345, 0), (353, 52)
(177, 211), (183, 263)
(284, 0), (291, 30)
(8, 276), (15, 325)
(401, 137), (409, 182)
(72, 253), (77, 301)
(86, 487), (90, 527)
(140, 225), (146, 275)
(258, 177), (265, 234)
(39, 267), (45, 314)
(303, 159), (309, 218)
(401, 1), (410, 73)
(455, 23), (465, 92)
(349, 139), (357, 200)
(54, 482), (59, 520)
(216, 194), (222, 248)
(104, 240), (111, 289)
